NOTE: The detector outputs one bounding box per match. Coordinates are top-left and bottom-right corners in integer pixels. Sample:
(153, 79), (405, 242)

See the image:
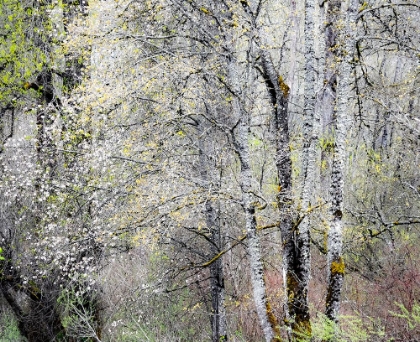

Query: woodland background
(0, 0), (420, 341)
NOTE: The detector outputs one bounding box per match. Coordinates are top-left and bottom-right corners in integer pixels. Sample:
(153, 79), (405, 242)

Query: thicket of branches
(0, 0), (419, 341)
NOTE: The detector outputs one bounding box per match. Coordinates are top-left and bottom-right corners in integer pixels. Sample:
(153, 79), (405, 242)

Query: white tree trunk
(281, 0), (319, 337)
(254, 1), (314, 335)
(228, 58), (279, 342)
(325, 0), (358, 323)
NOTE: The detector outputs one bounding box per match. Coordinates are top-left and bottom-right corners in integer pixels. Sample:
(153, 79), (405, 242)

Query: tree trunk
(257, 24), (312, 338)
(278, 0), (319, 338)
(325, 0), (358, 323)
(0, 246), (64, 342)
(209, 216), (227, 342)
(229, 57), (280, 342)
(197, 119), (227, 342)
(322, 0), (341, 135)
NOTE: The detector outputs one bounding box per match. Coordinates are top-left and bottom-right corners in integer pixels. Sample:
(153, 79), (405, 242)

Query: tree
(0, 1), (104, 340)
(324, 0), (358, 324)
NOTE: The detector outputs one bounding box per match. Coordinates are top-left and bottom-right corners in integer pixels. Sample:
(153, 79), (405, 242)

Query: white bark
(280, 0), (319, 336)
(325, 0), (358, 322)
(228, 59), (278, 342)
(302, 0), (317, 239)
(321, 0), (341, 135)
(253, 1), (315, 336)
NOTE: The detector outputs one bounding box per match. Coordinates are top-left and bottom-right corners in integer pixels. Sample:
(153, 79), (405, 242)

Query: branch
(293, 203), (324, 231)
(180, 221), (280, 270)
(358, 3), (420, 21)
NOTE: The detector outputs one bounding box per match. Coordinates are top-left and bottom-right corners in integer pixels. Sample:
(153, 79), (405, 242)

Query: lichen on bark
(330, 256), (345, 275)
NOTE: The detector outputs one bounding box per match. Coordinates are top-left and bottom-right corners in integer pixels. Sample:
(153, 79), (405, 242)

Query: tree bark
(322, 0), (341, 135)
(197, 119), (227, 342)
(325, 0), (358, 323)
(256, 14), (313, 337)
(209, 230), (227, 342)
(0, 246), (64, 342)
(229, 57), (280, 342)
(277, 0), (319, 338)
